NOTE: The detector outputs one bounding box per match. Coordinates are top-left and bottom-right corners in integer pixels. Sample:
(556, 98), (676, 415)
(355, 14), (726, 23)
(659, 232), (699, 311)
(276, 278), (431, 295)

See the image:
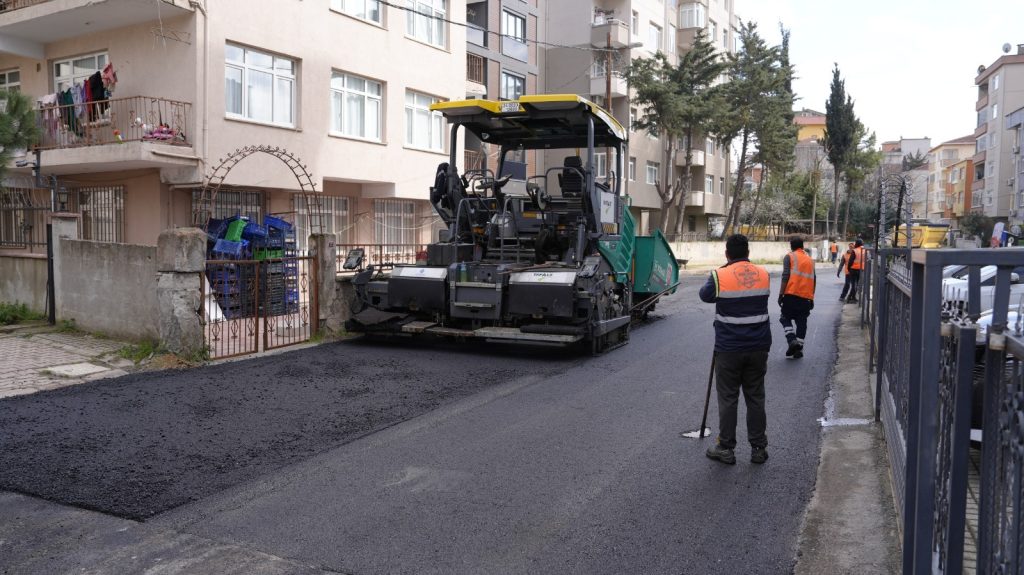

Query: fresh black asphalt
(0, 272), (844, 574)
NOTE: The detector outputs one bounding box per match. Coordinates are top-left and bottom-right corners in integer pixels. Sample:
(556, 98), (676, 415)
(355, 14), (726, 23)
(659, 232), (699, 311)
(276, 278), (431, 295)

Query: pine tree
(0, 90), (39, 181)
(823, 64), (857, 238)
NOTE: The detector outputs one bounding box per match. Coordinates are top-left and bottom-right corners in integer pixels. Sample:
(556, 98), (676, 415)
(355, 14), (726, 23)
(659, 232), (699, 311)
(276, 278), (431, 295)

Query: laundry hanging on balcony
(35, 62), (118, 143)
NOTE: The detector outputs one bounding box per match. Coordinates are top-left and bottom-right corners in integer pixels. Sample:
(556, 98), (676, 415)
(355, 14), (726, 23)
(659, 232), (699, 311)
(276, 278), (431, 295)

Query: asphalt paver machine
(347, 95), (678, 353)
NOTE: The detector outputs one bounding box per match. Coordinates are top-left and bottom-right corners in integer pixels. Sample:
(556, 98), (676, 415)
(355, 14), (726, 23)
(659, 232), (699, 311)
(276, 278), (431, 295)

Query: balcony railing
(467, 24), (486, 47)
(502, 36), (528, 62)
(464, 149), (483, 171)
(35, 95), (191, 151)
(467, 53), (486, 85)
(0, 0), (51, 12)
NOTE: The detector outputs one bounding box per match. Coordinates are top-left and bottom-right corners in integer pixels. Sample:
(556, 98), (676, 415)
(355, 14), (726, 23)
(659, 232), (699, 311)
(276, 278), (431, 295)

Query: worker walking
(839, 239), (866, 304)
(829, 241), (838, 264)
(779, 236), (815, 359)
(699, 234), (771, 465)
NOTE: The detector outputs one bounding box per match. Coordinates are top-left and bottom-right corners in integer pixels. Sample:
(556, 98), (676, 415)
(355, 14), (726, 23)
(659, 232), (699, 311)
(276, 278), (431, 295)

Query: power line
(376, 0), (617, 54)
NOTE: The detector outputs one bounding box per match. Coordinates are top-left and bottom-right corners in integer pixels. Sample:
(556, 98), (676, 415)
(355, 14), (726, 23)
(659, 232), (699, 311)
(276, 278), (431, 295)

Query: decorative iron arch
(192, 145), (325, 234)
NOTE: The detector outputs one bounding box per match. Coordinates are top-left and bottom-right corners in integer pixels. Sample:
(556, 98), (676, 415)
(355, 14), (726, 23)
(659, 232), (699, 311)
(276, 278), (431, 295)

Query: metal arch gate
(193, 146), (324, 359)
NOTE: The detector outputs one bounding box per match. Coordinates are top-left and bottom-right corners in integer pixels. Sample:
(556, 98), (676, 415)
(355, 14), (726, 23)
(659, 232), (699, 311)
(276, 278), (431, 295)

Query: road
(0, 271), (844, 575)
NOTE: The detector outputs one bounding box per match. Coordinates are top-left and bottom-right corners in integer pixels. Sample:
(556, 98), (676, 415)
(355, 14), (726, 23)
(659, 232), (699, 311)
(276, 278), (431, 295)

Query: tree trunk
(832, 169), (842, 239)
(810, 175), (818, 237)
(841, 178), (853, 239)
(748, 163), (768, 227)
(662, 138), (677, 237)
(725, 129), (750, 236)
(672, 128), (696, 239)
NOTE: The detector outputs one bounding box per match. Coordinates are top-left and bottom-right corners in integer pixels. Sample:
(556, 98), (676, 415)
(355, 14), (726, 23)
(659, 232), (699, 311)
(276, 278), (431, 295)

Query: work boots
(705, 443), (736, 465)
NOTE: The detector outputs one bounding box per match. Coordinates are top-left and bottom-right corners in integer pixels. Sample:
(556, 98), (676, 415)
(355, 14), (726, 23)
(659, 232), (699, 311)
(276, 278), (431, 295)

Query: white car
(942, 266), (1024, 312)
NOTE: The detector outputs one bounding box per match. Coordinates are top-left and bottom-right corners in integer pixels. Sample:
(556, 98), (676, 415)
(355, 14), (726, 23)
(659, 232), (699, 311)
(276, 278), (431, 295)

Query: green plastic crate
(225, 219), (247, 242)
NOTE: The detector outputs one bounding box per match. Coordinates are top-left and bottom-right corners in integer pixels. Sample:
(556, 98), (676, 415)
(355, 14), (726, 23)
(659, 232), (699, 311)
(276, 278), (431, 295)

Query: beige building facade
(1, 0), (466, 256)
(543, 0), (737, 237)
(974, 49), (1024, 224)
(925, 135), (974, 222)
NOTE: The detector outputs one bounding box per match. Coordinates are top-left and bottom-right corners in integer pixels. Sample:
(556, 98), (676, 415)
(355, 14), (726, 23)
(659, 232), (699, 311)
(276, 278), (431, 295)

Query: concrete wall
(57, 239), (158, 340)
(671, 241), (806, 266)
(0, 255), (47, 312)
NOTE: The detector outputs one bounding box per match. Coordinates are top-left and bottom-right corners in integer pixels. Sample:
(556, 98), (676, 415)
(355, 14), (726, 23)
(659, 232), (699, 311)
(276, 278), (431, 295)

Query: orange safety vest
(784, 249), (815, 300)
(713, 261), (771, 326)
(840, 252), (850, 276)
(830, 244), (838, 254)
(850, 246), (866, 270)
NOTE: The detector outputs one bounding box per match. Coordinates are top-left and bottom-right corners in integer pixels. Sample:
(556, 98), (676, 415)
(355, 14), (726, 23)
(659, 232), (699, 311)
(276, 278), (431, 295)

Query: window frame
(295, 195), (354, 250)
(628, 157), (636, 181)
(500, 70), (526, 101)
(330, 70), (383, 142)
(330, 0), (383, 25)
(0, 69), (20, 92)
(667, 24), (676, 53)
(53, 51), (108, 93)
(645, 161), (659, 185)
(631, 10), (639, 35)
(404, 89), (445, 152)
(501, 9), (526, 42)
(705, 175), (714, 194)
(680, 3), (706, 29)
(406, 0), (447, 49)
(648, 22), (662, 52)
(224, 43), (297, 128)
(374, 198), (418, 246)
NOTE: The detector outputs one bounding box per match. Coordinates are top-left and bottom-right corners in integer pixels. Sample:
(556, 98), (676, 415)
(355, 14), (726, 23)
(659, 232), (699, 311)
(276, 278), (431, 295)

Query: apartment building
(1008, 105), (1024, 221)
(973, 46), (1024, 223)
(948, 157), (974, 226)
(0, 0), (465, 255)
(924, 135), (974, 222)
(543, 0), (738, 237)
(880, 137), (931, 218)
(464, 0), (543, 179)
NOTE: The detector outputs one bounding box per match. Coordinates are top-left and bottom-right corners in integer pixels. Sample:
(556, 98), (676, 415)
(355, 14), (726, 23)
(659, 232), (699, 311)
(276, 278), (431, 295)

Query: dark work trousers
(779, 295), (813, 346)
(715, 350), (769, 450)
(841, 269), (861, 300)
(830, 251), (837, 264)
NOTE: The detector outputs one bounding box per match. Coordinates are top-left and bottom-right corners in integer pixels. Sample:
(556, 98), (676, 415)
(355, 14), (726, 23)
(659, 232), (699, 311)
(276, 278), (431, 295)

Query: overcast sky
(738, 0), (1024, 147)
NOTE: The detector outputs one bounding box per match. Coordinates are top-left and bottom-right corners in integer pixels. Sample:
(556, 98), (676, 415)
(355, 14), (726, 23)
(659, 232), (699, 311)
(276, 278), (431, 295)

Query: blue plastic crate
(207, 218), (228, 239)
(212, 239), (249, 258)
(242, 221), (268, 240)
(263, 215), (293, 232)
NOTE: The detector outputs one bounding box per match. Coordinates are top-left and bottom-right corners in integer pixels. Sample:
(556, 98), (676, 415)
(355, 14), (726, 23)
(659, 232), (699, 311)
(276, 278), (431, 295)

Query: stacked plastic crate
(206, 217), (256, 320)
(258, 215), (300, 316)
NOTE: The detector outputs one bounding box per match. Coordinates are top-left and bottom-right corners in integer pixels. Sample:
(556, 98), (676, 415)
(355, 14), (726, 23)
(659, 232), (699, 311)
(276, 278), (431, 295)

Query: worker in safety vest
(698, 234), (771, 465)
(837, 242), (854, 301)
(829, 241), (838, 264)
(779, 236), (816, 359)
(840, 239), (866, 303)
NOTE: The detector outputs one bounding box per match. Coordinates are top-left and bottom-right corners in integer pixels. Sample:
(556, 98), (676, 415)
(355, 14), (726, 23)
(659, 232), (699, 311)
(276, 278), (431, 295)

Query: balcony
(675, 149), (705, 167)
(0, 0), (193, 58)
(501, 35), (528, 63)
(32, 95), (197, 174)
(976, 94), (989, 112)
(467, 24), (486, 47)
(590, 71), (628, 98)
(590, 18), (630, 49)
(466, 53), (486, 97)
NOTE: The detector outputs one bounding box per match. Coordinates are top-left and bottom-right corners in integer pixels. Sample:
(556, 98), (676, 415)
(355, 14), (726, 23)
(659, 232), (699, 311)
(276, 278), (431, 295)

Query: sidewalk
(0, 323), (134, 399)
(794, 300), (901, 573)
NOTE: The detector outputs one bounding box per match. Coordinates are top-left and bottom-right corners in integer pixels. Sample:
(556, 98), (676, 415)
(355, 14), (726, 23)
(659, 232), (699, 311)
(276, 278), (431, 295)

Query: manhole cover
(46, 363), (109, 378)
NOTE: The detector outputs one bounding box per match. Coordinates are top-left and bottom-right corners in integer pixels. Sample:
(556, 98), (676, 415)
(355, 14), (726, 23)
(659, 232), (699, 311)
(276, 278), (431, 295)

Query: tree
(626, 30), (726, 237)
(717, 22), (787, 235)
(839, 124), (880, 238)
(901, 150), (927, 171)
(822, 64), (857, 237)
(0, 90), (39, 181)
(959, 212), (993, 240)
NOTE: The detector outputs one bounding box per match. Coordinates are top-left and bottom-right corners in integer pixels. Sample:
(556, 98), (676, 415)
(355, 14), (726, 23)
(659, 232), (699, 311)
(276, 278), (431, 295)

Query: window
(706, 138), (715, 156)
(73, 186), (125, 243)
(646, 161), (659, 184)
(731, 27), (738, 52)
(225, 44), (295, 126)
(330, 0), (381, 23)
(631, 10), (639, 35)
(374, 199), (417, 245)
(192, 188), (264, 224)
(53, 52), (107, 93)
(688, 215), (696, 232)
(994, 73), (1000, 91)
(723, 28), (728, 47)
(993, 104), (999, 121)
(295, 195), (353, 250)
(977, 135), (986, 153)
(405, 90), (444, 151)
(667, 25), (676, 53)
(648, 23), (662, 52)
(330, 72), (382, 141)
(708, 20), (717, 42)
(705, 175), (714, 193)
(680, 3), (706, 29)
(630, 107), (637, 131)
(501, 71), (525, 100)
(719, 176), (725, 194)
(502, 10), (525, 41)
(628, 157), (636, 181)
(0, 69), (19, 93)
(407, 0), (446, 48)
(595, 152), (608, 179)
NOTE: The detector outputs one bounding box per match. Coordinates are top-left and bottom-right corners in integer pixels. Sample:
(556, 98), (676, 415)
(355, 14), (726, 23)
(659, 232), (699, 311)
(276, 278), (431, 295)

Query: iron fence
(200, 256), (317, 360)
(871, 247), (1024, 574)
(35, 95), (191, 150)
(335, 243), (428, 274)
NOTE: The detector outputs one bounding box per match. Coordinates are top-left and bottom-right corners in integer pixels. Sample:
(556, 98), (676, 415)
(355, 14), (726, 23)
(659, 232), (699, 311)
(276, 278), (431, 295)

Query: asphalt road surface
(0, 271), (844, 575)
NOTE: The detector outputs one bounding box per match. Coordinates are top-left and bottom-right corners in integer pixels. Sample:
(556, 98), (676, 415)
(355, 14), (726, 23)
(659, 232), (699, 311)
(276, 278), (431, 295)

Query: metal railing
(335, 243), (428, 274)
(35, 95), (191, 150)
(467, 53), (486, 84)
(0, 0), (51, 11)
(870, 247), (1024, 573)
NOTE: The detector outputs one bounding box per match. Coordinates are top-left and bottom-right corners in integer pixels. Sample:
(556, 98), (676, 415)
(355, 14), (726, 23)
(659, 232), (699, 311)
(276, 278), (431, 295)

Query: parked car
(942, 266), (1024, 313)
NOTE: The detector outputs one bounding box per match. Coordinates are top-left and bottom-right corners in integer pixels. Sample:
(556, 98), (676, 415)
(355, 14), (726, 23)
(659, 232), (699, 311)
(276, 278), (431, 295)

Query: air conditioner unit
(1014, 145), (1021, 154)
(1009, 177), (1017, 187)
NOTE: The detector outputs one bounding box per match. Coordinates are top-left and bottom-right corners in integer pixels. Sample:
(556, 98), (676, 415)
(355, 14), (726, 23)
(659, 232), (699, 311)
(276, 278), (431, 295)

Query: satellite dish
(1003, 43), (1012, 54)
